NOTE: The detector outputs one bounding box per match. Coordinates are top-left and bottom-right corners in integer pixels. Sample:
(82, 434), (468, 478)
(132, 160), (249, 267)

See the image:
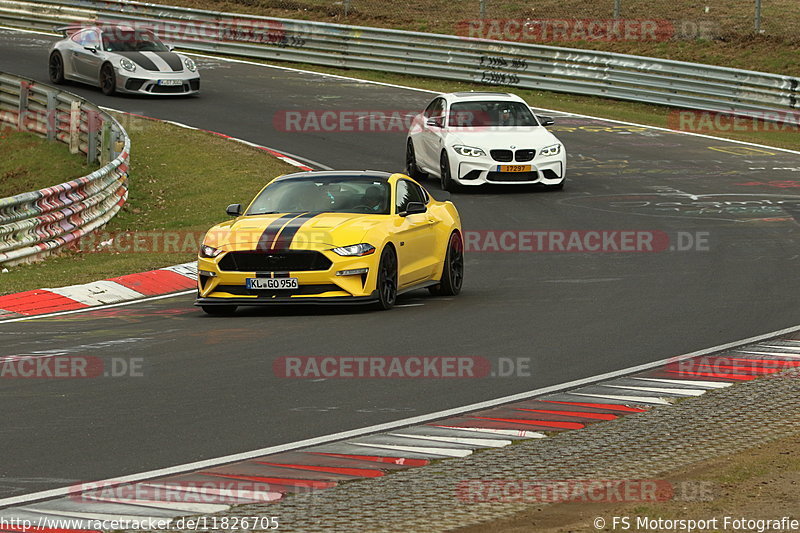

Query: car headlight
(453, 145), (486, 157)
(199, 244), (223, 258)
(184, 57), (197, 72)
(332, 243), (376, 256)
(540, 144), (562, 156)
(120, 58), (136, 73)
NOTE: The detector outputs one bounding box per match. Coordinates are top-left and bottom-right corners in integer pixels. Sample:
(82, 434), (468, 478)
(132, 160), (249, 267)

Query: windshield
(102, 29), (170, 52)
(448, 100), (539, 127)
(246, 176), (391, 215)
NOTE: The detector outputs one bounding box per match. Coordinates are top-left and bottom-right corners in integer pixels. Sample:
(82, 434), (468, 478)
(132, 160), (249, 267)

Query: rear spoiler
(53, 24), (90, 37)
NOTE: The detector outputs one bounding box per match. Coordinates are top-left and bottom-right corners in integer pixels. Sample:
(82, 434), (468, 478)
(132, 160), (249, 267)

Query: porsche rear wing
(54, 24), (89, 37)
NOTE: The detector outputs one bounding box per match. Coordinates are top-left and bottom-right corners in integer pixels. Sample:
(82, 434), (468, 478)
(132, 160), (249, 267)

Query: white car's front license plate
(246, 277), (299, 290)
(497, 165), (532, 172)
(157, 79), (183, 86)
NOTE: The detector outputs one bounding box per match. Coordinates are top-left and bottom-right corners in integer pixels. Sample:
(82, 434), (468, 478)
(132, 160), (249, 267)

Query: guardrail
(0, 0), (798, 123)
(0, 71), (129, 266)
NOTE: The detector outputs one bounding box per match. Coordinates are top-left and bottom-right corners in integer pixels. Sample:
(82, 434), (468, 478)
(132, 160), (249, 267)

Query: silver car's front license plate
(246, 278), (299, 290)
(157, 79), (183, 86)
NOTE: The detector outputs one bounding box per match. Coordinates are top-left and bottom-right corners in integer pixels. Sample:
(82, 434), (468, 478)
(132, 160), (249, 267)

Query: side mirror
(537, 115), (555, 126)
(226, 203), (242, 217)
(426, 116), (444, 128)
(401, 202), (427, 216)
(168, 44), (175, 51)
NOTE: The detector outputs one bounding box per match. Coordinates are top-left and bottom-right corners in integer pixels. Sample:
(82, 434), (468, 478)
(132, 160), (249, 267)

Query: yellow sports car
(195, 171), (463, 314)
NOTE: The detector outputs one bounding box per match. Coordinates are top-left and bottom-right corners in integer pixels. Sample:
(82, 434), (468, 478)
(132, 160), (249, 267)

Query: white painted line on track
(634, 377), (731, 388)
(1, 323), (798, 509)
(570, 393), (673, 405)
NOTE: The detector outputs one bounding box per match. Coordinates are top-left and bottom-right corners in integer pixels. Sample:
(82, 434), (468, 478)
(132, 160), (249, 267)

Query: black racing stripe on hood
(116, 51), (184, 72)
(270, 213), (321, 251)
(152, 51), (184, 72)
(256, 213), (302, 252)
(115, 51), (159, 71)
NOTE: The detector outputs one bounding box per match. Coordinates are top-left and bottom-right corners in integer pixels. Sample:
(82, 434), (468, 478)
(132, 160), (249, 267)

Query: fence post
(100, 120), (111, 165)
(17, 80), (30, 132)
(69, 100), (80, 154)
(87, 110), (98, 164)
(46, 90), (57, 141)
(480, 0), (486, 19)
(755, 0), (762, 33)
(614, 0), (621, 18)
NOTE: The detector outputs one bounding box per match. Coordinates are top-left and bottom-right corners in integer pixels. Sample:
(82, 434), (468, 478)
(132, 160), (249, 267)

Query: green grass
(150, 0), (800, 76)
(0, 114), (297, 295)
(0, 130), (99, 198)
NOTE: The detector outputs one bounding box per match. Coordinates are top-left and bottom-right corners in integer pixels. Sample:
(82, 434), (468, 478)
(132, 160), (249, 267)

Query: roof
(274, 170), (392, 182)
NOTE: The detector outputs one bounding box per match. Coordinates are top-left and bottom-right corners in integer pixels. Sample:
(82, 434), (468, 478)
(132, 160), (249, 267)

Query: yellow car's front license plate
(498, 165), (531, 172)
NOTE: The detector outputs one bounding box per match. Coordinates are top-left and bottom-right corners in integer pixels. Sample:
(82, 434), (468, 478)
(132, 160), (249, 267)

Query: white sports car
(48, 25), (200, 96)
(406, 92), (566, 191)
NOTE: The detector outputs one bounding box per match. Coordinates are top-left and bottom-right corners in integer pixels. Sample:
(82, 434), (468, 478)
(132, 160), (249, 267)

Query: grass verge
(0, 130), (99, 198)
(0, 114), (297, 295)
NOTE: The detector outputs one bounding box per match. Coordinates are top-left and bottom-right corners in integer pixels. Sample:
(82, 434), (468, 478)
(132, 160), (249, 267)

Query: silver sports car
(48, 25), (200, 96)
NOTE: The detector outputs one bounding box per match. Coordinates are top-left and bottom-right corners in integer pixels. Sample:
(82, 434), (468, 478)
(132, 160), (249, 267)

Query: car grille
(487, 171), (540, 182)
(214, 284), (341, 297)
(515, 149), (535, 162)
(490, 149), (513, 162)
(150, 84), (188, 94)
(541, 169), (561, 179)
(125, 78), (146, 91)
(490, 149), (536, 162)
(218, 251), (332, 272)
(189, 79), (200, 91)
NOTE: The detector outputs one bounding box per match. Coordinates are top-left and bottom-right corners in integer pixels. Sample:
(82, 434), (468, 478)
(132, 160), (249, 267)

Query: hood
(115, 51), (184, 72)
(204, 212), (386, 252)
(446, 126), (559, 150)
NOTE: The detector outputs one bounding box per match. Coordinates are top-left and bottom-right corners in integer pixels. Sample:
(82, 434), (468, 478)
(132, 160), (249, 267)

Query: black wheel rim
(101, 67), (114, 92)
(49, 54), (62, 80)
(449, 234), (464, 289)
(440, 155), (449, 188)
(406, 142), (415, 173)
(379, 250), (397, 305)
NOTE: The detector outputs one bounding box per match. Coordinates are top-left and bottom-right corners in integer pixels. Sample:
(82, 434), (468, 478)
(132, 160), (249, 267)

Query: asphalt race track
(1, 28), (799, 500)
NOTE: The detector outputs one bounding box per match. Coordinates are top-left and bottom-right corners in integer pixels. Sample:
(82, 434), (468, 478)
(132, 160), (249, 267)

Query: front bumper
(116, 69), (200, 95)
(195, 249), (379, 305)
(453, 154), (566, 186)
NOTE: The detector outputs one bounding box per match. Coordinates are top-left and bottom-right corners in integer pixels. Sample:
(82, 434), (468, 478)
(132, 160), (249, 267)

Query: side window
(395, 179), (425, 213)
(70, 30), (88, 46)
(83, 30), (101, 49)
(423, 98), (444, 118)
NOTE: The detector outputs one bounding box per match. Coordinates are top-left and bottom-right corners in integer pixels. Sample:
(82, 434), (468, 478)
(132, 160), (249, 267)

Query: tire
(429, 231), (464, 296)
(439, 151), (459, 192)
(374, 246), (398, 310)
(202, 305), (237, 316)
(49, 52), (65, 84)
(100, 63), (116, 96)
(405, 139), (427, 180)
